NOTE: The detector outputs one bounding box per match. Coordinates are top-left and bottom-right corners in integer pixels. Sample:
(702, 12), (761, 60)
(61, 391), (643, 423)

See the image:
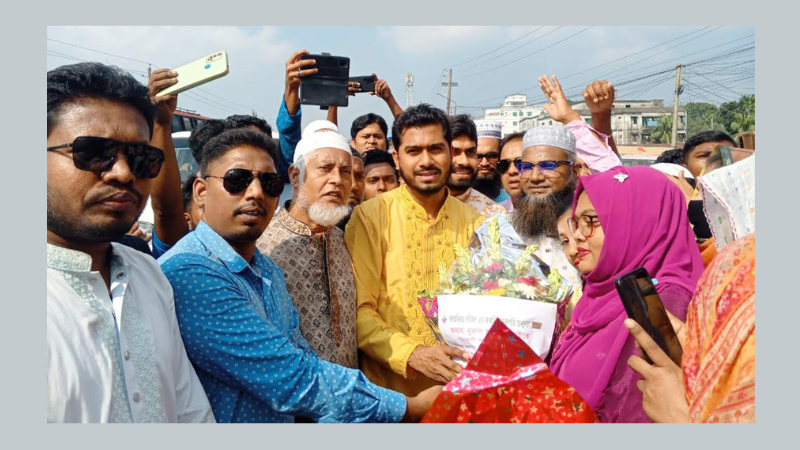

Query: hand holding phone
(157, 51), (229, 96)
(348, 75), (376, 94)
(615, 267), (683, 366)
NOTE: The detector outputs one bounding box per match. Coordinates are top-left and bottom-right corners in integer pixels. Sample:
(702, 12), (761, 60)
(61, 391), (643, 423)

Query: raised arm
(148, 69), (188, 246)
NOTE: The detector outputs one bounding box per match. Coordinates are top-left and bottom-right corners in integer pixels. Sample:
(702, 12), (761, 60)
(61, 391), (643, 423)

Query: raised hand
(583, 80), (615, 115)
(284, 49), (319, 115)
(148, 68), (178, 126)
(539, 74), (581, 124)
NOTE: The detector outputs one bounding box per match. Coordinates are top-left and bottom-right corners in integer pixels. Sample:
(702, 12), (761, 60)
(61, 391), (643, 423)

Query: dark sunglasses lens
(497, 160), (510, 174)
(258, 172), (284, 198)
(222, 169), (255, 193)
(127, 145), (165, 179)
(72, 137), (118, 172)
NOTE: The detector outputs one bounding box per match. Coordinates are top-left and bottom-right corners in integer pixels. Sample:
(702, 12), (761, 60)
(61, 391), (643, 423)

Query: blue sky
(46, 26), (755, 132)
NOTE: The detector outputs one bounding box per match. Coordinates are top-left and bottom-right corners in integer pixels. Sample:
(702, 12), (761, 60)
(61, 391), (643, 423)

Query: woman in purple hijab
(550, 166), (704, 423)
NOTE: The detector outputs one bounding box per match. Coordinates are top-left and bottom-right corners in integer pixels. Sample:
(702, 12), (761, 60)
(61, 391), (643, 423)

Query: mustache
(413, 166), (442, 176)
(234, 202), (267, 215)
(85, 185), (143, 206)
(450, 164), (474, 174)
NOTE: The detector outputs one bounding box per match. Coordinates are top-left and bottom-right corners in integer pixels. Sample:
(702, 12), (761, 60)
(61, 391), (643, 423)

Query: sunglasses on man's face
(515, 160), (573, 178)
(497, 157), (522, 174)
(47, 136), (165, 179)
(204, 168), (284, 197)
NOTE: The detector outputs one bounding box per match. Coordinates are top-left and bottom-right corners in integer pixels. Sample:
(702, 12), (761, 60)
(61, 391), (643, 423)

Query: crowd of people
(46, 48), (755, 423)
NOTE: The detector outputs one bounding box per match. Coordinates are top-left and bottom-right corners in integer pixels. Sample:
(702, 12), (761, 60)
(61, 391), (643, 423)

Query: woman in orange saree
(625, 233), (755, 423)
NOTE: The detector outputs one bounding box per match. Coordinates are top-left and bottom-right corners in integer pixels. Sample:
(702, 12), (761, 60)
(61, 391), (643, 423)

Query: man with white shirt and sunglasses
(46, 62), (214, 423)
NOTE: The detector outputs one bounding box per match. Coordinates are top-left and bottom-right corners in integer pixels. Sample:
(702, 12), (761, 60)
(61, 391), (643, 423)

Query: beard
(47, 189), (141, 244)
(297, 188), (352, 228)
(400, 164), (449, 196)
(474, 169), (502, 198)
(308, 203), (351, 227)
(446, 164), (475, 193)
(511, 178), (577, 240)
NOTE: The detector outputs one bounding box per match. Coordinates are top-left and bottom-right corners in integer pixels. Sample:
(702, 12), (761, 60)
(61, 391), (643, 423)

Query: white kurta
(47, 243), (215, 423)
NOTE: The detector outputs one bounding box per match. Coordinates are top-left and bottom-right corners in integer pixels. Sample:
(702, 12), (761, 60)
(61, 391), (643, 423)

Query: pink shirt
(566, 118), (622, 174)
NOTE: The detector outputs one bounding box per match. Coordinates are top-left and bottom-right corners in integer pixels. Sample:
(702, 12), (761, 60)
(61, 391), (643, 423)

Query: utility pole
(442, 68), (458, 116)
(405, 73), (414, 108)
(671, 64), (682, 147)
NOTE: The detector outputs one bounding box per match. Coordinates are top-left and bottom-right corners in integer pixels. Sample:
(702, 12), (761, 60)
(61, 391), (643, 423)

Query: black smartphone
(348, 76), (376, 93)
(299, 53), (350, 108)
(615, 267), (683, 366)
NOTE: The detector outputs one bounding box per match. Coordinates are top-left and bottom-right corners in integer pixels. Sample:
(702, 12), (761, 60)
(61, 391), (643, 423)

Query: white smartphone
(157, 51), (229, 96)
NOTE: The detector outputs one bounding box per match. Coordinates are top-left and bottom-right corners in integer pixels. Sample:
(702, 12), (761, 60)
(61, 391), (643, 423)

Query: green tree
(651, 114), (673, 144)
(686, 102), (725, 136)
(718, 94), (755, 135)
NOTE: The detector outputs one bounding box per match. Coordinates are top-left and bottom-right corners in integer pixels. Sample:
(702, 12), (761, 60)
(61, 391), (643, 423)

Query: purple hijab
(550, 166), (704, 413)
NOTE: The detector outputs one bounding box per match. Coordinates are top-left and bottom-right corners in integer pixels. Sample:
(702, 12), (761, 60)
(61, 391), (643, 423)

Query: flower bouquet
(417, 215), (572, 360)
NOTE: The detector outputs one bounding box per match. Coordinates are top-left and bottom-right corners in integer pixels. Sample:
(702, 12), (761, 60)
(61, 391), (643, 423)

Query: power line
(557, 26), (714, 82)
(461, 27), (593, 80)
(47, 38), (156, 66)
(47, 36), (256, 113)
(458, 27), (561, 74)
(451, 26), (545, 68)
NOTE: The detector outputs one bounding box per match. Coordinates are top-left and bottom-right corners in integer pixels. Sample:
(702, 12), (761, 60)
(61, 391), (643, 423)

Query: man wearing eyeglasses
(47, 63), (214, 423)
(158, 127), (440, 422)
(256, 133), (360, 369)
(509, 125), (583, 289)
(473, 120), (514, 211)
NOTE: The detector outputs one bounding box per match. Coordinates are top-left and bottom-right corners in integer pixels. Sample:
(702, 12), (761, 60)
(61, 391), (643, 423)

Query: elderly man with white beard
(256, 132), (358, 368)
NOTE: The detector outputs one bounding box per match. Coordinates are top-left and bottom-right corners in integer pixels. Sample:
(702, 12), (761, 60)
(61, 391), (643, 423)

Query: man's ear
(392, 149), (400, 169)
(288, 165), (301, 189)
(193, 177), (207, 208)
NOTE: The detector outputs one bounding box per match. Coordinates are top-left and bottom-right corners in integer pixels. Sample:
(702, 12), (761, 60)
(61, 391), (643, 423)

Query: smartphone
(615, 267), (683, 366)
(157, 51), (229, 96)
(299, 53), (350, 108)
(349, 76), (376, 93)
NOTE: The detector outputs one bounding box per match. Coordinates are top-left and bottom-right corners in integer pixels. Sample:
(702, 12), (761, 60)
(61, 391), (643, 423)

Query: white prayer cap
(293, 132), (353, 164)
(522, 125), (576, 154)
(475, 120), (503, 140)
(301, 120), (339, 139)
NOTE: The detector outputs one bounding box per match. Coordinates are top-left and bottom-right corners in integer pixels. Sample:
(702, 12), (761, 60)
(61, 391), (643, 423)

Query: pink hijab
(550, 166), (704, 411)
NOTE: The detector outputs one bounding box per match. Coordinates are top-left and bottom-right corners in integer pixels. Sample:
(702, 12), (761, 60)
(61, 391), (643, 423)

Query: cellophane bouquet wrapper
(421, 319), (597, 423)
(417, 215), (573, 360)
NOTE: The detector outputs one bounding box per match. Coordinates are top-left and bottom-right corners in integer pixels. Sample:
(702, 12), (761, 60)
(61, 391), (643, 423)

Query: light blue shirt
(276, 98), (302, 181)
(158, 221), (406, 423)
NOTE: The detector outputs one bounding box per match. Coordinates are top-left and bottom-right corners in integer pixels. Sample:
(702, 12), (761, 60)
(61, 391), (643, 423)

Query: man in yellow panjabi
(345, 104), (485, 396)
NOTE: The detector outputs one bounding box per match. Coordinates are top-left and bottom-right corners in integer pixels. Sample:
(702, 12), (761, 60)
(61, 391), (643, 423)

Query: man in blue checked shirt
(158, 126), (440, 423)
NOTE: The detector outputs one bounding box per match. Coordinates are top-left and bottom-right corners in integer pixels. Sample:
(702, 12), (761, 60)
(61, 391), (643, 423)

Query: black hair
(198, 129), (279, 175)
(189, 119), (228, 163)
(499, 131), (525, 157)
(683, 130), (735, 159)
(391, 103), (451, 150)
(351, 113), (389, 145)
(655, 148), (685, 164)
(225, 114), (273, 136)
(182, 172), (198, 211)
(449, 114), (478, 143)
(362, 149), (396, 169)
(47, 62), (156, 138)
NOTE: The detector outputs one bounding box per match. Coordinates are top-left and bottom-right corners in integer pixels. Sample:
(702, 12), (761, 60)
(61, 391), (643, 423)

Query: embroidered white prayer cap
(293, 132), (353, 164)
(475, 120), (503, 140)
(522, 125), (576, 154)
(301, 120), (339, 139)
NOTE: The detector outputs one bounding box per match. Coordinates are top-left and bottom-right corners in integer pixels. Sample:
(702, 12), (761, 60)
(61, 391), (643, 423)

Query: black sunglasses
(497, 157), (522, 174)
(47, 136), (165, 179)
(204, 168), (284, 197)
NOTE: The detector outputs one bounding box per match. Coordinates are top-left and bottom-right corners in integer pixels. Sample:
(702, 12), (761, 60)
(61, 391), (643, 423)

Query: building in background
(519, 99), (687, 146)
(481, 95), (543, 136)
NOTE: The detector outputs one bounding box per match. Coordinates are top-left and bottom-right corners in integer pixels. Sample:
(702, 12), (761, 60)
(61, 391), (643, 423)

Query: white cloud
(380, 26), (495, 55)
